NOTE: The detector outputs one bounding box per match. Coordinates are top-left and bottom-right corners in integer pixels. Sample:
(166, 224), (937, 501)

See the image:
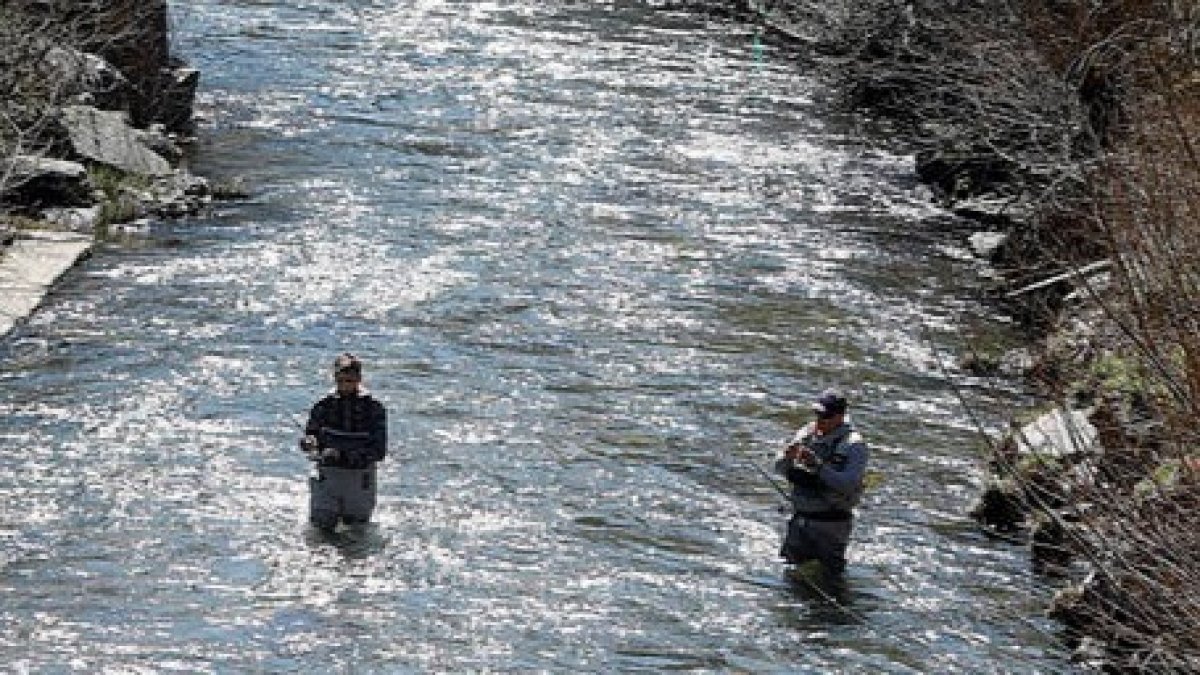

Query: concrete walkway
(0, 230), (94, 338)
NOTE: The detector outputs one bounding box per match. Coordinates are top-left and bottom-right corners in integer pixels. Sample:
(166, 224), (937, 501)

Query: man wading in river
(300, 353), (388, 532)
(775, 389), (868, 580)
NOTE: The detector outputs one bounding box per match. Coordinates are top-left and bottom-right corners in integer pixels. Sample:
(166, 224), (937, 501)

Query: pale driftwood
(1005, 260), (1113, 298)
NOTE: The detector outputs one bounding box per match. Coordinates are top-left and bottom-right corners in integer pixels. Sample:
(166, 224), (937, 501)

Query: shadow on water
(739, 562), (880, 629)
(781, 564), (873, 627)
(303, 522), (389, 560)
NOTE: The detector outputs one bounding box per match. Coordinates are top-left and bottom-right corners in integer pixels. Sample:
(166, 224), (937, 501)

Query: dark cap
(333, 352), (362, 377)
(811, 389), (847, 418)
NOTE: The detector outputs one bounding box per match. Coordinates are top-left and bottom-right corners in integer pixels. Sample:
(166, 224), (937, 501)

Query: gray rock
(3, 156), (93, 207)
(15, 0), (173, 128)
(60, 105), (172, 177)
(127, 173), (212, 219)
(45, 46), (131, 112)
(0, 230), (94, 339)
(1015, 407), (1098, 459)
(42, 206), (102, 231)
(967, 231), (1008, 260)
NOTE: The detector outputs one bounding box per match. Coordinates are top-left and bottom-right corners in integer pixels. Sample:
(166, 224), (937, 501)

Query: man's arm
(816, 439), (868, 493)
(304, 399), (327, 437)
(300, 401), (325, 457)
(774, 423), (815, 477)
(366, 400), (387, 462)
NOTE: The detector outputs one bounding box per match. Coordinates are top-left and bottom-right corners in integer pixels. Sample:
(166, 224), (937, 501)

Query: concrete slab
(1016, 407), (1099, 458)
(0, 230), (94, 338)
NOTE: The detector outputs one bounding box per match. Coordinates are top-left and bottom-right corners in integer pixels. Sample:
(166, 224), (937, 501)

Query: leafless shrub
(0, 0), (179, 203)
(735, 0), (1199, 668)
(964, 1), (1200, 668)
(0, 6), (72, 198)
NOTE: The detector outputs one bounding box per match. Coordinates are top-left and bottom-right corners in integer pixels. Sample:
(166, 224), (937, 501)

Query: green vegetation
(87, 164), (146, 229)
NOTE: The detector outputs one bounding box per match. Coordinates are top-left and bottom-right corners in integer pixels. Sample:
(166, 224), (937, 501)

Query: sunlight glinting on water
(0, 0), (1073, 671)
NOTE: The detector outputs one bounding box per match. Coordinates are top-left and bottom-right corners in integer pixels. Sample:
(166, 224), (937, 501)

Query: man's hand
(796, 447), (822, 471)
(319, 447), (341, 463)
(785, 442), (820, 471)
(300, 435), (319, 452)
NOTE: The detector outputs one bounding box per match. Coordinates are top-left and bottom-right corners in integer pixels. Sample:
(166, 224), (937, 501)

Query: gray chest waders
(309, 424), (378, 529)
(310, 465), (377, 529)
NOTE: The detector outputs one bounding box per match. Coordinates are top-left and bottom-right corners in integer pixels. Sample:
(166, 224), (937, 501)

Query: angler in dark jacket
(775, 389), (869, 579)
(300, 353), (388, 531)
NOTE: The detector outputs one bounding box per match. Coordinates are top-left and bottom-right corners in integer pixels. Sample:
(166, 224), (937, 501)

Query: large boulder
(1014, 407), (1099, 462)
(2, 156), (93, 209)
(156, 61), (200, 135)
(88, 0), (173, 129)
(44, 46), (132, 112)
(59, 105), (172, 177)
(970, 407), (1101, 535)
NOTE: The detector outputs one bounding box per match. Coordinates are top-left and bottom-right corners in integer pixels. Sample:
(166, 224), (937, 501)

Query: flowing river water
(1, 1), (1074, 671)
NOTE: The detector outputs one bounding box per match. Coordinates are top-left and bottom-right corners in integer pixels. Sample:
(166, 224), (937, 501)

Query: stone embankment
(0, 0), (210, 339)
(0, 230), (93, 338)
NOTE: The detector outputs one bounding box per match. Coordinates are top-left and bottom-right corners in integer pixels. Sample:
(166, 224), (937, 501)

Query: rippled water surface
(1, 1), (1072, 671)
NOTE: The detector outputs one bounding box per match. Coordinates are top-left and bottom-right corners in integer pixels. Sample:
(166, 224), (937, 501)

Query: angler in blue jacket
(300, 353), (388, 532)
(775, 389), (869, 579)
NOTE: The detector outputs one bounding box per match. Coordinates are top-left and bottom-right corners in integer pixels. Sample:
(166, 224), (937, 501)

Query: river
(0, 1), (1073, 671)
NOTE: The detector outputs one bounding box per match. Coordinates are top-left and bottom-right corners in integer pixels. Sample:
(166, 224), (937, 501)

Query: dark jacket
(774, 420), (868, 516)
(305, 389), (387, 469)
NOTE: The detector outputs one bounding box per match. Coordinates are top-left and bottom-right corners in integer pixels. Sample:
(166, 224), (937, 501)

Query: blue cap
(811, 389), (847, 418)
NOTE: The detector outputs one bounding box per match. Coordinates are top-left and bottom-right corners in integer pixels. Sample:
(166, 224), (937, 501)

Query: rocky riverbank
(0, 0), (215, 338)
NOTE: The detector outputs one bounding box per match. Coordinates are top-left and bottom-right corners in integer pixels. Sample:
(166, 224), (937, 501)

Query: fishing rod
(726, 441), (794, 506)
